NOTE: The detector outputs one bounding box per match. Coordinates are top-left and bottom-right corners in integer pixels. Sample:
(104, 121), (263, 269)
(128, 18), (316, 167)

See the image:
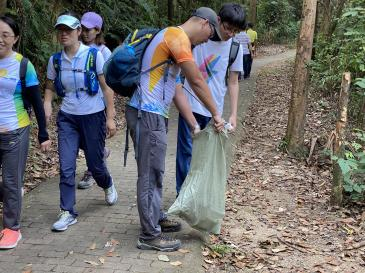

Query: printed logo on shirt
(199, 54), (221, 83)
(0, 68), (8, 77)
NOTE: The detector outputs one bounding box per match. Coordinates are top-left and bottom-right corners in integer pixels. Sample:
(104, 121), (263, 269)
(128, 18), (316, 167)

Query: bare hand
(192, 124), (201, 136)
(228, 115), (237, 131)
(40, 140), (52, 152)
(106, 118), (116, 138)
(212, 115), (225, 132)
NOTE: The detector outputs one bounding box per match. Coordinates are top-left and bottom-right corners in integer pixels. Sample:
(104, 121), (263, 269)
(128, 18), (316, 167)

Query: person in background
(0, 15), (51, 249)
(235, 26), (252, 79)
(246, 22), (257, 56)
(78, 11), (112, 190)
(44, 11), (117, 232)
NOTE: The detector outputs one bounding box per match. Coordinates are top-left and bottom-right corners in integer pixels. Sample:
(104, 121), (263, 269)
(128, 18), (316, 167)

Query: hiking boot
(0, 228), (22, 249)
(137, 235), (181, 252)
(78, 171), (94, 189)
(104, 182), (118, 206)
(159, 218), (182, 232)
(52, 210), (77, 231)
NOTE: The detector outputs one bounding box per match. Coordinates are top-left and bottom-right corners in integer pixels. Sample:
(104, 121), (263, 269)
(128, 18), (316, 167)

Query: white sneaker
(104, 183), (118, 206)
(52, 210), (77, 231)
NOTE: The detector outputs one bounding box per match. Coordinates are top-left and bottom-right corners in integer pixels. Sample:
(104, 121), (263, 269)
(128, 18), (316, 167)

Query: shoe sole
(137, 241), (181, 252)
(0, 233), (22, 249)
(52, 219), (77, 232)
(161, 226), (182, 233)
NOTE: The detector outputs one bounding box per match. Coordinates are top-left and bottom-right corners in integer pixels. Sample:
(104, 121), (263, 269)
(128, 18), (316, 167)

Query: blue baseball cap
(55, 15), (81, 29)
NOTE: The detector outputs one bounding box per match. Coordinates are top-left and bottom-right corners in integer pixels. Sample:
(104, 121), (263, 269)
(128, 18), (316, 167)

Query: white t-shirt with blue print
(184, 38), (243, 117)
(47, 43), (105, 115)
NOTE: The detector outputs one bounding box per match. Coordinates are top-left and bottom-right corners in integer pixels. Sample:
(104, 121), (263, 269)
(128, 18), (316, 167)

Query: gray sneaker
(78, 171), (94, 189)
(104, 183), (118, 206)
(137, 235), (181, 252)
(52, 210), (77, 231)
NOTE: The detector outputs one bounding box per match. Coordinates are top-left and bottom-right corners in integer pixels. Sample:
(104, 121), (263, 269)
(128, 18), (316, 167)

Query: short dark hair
(218, 3), (246, 30)
(247, 22), (254, 28)
(0, 15), (20, 37)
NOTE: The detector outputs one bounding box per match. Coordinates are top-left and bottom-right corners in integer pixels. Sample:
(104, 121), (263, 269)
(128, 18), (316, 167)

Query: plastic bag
(168, 124), (232, 234)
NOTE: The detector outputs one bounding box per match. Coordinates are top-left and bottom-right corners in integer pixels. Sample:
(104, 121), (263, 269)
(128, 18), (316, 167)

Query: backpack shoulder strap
(19, 57), (28, 92)
(52, 52), (62, 73)
(225, 38), (240, 86)
(85, 47), (98, 72)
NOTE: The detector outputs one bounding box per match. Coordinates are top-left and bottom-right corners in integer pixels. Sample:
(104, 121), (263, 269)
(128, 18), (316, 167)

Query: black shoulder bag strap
(20, 57), (31, 115)
(225, 38), (240, 86)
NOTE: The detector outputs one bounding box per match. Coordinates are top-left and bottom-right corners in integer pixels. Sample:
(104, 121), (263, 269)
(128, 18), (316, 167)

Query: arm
(173, 84), (200, 134)
(179, 61), (224, 130)
(98, 74), (116, 138)
(44, 80), (54, 126)
(227, 71), (239, 131)
(24, 85), (51, 151)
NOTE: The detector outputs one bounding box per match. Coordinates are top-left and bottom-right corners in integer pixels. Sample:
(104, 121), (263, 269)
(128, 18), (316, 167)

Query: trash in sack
(168, 124), (232, 234)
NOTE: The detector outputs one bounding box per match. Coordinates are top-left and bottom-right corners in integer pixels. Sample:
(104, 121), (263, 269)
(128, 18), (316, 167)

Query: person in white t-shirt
(78, 11), (112, 190)
(175, 3), (246, 194)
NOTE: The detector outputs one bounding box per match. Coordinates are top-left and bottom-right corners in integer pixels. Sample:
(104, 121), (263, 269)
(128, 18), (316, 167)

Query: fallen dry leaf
(204, 259), (214, 264)
(272, 245), (287, 253)
(178, 248), (190, 254)
(170, 261), (182, 266)
(158, 255), (170, 262)
(84, 260), (99, 266)
(235, 261), (246, 269)
(98, 257), (105, 264)
(89, 243), (96, 250)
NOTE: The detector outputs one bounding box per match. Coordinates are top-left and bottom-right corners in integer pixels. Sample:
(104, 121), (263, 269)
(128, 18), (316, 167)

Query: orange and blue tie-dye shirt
(0, 52), (39, 132)
(129, 27), (194, 118)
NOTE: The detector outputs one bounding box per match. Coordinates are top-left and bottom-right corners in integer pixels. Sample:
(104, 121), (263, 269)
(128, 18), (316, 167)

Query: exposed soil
(204, 61), (365, 273)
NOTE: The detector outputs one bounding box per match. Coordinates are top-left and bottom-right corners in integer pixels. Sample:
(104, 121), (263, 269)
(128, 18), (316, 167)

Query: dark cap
(192, 7), (221, 40)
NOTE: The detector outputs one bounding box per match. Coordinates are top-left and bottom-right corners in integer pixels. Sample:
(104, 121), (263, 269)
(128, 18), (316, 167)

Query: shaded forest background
(1, 0), (364, 201)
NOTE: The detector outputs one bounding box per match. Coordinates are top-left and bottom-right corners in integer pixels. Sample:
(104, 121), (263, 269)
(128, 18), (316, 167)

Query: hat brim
(54, 23), (79, 30)
(213, 25), (222, 40)
(81, 21), (95, 29)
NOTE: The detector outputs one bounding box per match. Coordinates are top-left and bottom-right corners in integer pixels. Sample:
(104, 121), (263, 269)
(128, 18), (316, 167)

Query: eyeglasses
(221, 22), (240, 35)
(0, 33), (15, 40)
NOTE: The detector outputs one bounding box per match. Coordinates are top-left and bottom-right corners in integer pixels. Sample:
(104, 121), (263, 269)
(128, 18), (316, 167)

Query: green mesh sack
(168, 124), (232, 234)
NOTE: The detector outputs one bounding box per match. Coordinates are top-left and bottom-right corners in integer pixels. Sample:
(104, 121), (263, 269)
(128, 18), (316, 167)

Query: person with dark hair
(78, 11), (112, 190)
(0, 15), (51, 249)
(43, 11), (117, 232)
(125, 7), (224, 251)
(235, 26), (253, 79)
(175, 3), (245, 194)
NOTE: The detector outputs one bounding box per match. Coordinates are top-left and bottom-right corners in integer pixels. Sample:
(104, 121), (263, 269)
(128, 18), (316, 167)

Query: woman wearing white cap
(43, 11), (118, 232)
(78, 11), (112, 190)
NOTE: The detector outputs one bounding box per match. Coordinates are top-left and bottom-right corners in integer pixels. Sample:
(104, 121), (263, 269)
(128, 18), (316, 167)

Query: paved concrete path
(0, 50), (295, 273)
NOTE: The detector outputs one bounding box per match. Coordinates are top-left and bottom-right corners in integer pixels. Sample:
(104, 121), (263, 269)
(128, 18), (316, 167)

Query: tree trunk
(167, 0), (174, 23)
(285, 0), (317, 156)
(319, 0), (331, 36)
(331, 72), (351, 206)
(249, 0), (257, 25)
(0, 0), (6, 15)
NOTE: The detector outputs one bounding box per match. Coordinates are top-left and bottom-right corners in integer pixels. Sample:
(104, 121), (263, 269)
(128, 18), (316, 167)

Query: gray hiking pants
(125, 106), (167, 240)
(0, 126), (30, 230)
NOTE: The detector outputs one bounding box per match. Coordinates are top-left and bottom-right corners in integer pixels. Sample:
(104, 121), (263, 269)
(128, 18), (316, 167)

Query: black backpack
(225, 38), (240, 85)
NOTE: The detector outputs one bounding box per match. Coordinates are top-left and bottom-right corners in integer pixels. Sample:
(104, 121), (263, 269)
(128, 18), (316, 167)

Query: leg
(57, 111), (80, 217)
(0, 126), (29, 230)
(247, 54), (253, 77)
(80, 111), (112, 190)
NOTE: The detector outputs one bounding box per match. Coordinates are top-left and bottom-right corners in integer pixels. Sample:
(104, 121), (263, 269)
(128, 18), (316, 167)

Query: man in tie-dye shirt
(126, 7), (224, 252)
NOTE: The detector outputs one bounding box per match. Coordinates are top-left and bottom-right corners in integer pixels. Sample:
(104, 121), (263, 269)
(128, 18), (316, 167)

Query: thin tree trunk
(331, 72), (351, 206)
(249, 0), (257, 25)
(0, 0), (6, 15)
(167, 0), (174, 23)
(285, 0), (317, 156)
(319, 0), (331, 36)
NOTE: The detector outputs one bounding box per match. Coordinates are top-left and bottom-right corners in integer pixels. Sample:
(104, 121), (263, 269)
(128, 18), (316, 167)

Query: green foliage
(256, 0), (299, 44)
(210, 243), (232, 256)
(310, 0), (365, 106)
(332, 129), (365, 200)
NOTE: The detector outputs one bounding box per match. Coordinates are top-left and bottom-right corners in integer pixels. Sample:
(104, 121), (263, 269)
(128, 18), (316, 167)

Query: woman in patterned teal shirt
(0, 15), (51, 249)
